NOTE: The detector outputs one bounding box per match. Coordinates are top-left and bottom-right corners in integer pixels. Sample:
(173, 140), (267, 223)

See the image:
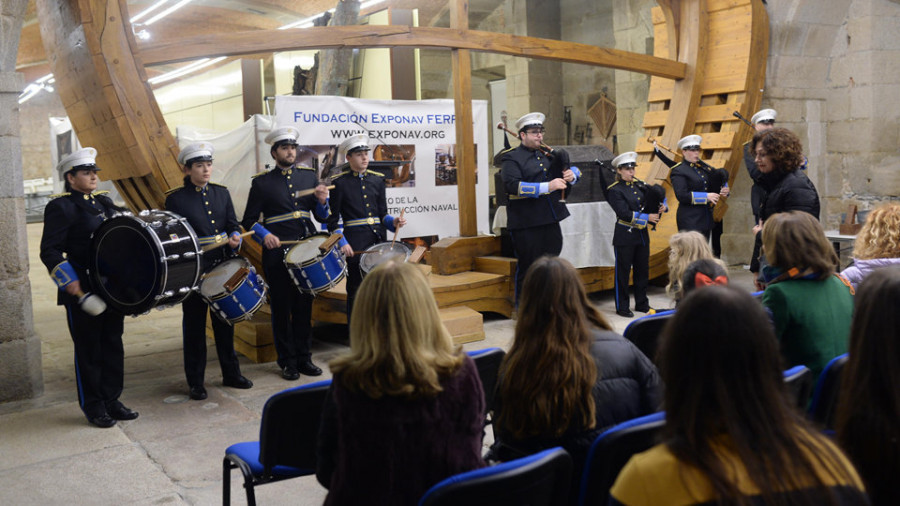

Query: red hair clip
(694, 272), (728, 287)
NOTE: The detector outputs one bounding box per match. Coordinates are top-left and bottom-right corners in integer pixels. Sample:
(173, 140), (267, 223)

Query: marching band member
(241, 127), (330, 380)
(165, 142), (252, 400)
(500, 112), (580, 303)
(606, 152), (666, 318)
(326, 134), (407, 322)
(39, 147), (138, 428)
(667, 135), (729, 239)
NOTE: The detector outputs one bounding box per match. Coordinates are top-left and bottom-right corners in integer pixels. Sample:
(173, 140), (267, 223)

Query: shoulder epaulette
(94, 190), (110, 196)
(251, 170), (269, 179)
(49, 192), (71, 200)
(499, 146), (515, 156)
(606, 181), (620, 190)
(296, 165), (315, 171)
(742, 140), (751, 147)
(333, 170), (352, 179)
(209, 182), (227, 188)
(164, 187), (180, 196)
(368, 170), (385, 177)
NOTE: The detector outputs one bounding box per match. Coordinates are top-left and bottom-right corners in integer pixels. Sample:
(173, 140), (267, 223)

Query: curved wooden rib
(139, 25), (687, 80)
(36, 0), (182, 210)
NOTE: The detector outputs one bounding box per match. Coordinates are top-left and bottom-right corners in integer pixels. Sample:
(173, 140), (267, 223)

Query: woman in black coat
(749, 127), (820, 285)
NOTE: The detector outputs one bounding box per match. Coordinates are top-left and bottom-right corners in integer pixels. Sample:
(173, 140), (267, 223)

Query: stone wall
(18, 89), (66, 180)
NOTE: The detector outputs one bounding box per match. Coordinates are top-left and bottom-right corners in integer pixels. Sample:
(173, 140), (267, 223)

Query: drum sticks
(201, 230), (255, 252)
(293, 185), (335, 199)
(391, 209), (406, 248)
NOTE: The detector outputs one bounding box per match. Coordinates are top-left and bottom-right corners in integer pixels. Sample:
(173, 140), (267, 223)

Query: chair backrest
(782, 365), (814, 409)
(809, 354), (849, 430)
(258, 379), (332, 473)
(578, 411), (665, 506)
(623, 310), (675, 364)
(467, 348), (506, 416)
(419, 447), (573, 506)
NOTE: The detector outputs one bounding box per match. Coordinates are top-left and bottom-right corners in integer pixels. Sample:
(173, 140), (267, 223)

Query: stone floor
(0, 222), (754, 505)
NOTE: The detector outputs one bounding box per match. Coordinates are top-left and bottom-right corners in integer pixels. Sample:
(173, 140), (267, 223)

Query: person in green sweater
(760, 211), (854, 379)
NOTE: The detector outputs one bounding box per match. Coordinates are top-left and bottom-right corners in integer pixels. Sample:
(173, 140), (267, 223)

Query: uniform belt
(265, 210), (310, 224)
(617, 219), (646, 230)
(198, 232), (228, 245)
(344, 217), (380, 227)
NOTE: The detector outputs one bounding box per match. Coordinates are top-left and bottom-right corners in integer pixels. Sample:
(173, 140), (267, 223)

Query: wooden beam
(139, 25), (686, 80)
(451, 0), (477, 237)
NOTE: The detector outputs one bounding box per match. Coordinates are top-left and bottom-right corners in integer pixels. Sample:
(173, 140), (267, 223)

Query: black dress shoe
(223, 376), (253, 389)
(281, 366), (300, 381)
(189, 385), (208, 400)
(87, 414), (117, 428)
(107, 404), (139, 421)
(298, 360), (323, 376)
(616, 309), (635, 318)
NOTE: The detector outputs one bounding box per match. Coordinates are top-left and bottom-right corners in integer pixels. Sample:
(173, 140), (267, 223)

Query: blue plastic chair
(466, 347), (506, 423)
(578, 411), (666, 506)
(622, 310), (675, 364)
(809, 353), (850, 430)
(419, 446), (572, 506)
(782, 365), (814, 409)
(223, 379), (331, 506)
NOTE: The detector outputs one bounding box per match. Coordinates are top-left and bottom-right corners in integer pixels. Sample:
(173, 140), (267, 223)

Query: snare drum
(359, 242), (412, 277)
(284, 233), (347, 294)
(90, 209), (201, 315)
(199, 257), (267, 324)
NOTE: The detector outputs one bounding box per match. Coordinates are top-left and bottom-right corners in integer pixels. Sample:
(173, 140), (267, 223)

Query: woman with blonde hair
(492, 256), (660, 492)
(841, 203), (900, 288)
(761, 211), (854, 379)
(316, 260), (485, 505)
(666, 231), (724, 302)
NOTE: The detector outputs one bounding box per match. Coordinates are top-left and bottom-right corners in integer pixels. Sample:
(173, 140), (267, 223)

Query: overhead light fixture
(148, 57), (227, 85)
(130, 0), (170, 23)
(18, 74), (55, 104)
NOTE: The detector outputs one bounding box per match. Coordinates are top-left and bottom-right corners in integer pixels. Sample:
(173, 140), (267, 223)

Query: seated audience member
(760, 211), (854, 379)
(837, 267), (900, 505)
(316, 260), (485, 505)
(492, 256), (661, 487)
(610, 286), (867, 505)
(680, 258), (729, 299)
(841, 203), (900, 289)
(666, 231), (725, 303)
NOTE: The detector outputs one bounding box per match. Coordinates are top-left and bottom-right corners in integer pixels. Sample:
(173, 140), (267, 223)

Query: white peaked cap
(612, 151), (638, 167)
(264, 126), (300, 145)
(751, 108), (777, 124)
(677, 135), (703, 151)
(514, 112), (545, 132)
(57, 147), (99, 180)
(177, 142), (214, 165)
(338, 134), (371, 156)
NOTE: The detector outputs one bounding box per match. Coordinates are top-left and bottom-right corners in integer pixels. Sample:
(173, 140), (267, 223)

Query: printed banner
(275, 96), (490, 241)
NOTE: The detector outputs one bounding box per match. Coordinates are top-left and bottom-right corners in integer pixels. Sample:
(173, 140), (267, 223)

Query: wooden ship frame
(36, 0), (768, 359)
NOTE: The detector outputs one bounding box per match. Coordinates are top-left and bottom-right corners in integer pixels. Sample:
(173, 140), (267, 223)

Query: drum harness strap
(198, 232), (229, 246)
(344, 217), (381, 227)
(265, 210), (311, 224)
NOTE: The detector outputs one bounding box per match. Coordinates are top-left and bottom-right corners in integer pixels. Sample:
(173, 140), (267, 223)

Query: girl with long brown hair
(836, 267), (900, 505)
(611, 286), (867, 505)
(492, 256), (660, 486)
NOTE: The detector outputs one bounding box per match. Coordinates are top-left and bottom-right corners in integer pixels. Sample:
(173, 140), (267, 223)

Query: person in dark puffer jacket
(748, 127), (820, 286)
(491, 256), (661, 501)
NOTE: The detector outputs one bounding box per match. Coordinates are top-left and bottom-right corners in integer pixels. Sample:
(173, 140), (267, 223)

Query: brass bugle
(497, 122), (555, 158)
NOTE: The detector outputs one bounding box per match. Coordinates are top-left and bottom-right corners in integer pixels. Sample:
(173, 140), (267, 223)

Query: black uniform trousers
(263, 247), (313, 369)
(65, 304), (126, 419)
(345, 255), (363, 325)
(509, 222), (563, 303)
(180, 292), (241, 387)
(614, 243), (650, 312)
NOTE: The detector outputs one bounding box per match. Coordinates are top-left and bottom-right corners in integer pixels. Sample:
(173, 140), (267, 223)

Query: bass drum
(90, 210), (201, 315)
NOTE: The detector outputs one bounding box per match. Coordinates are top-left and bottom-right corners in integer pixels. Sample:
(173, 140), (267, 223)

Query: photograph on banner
(275, 96), (491, 241)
